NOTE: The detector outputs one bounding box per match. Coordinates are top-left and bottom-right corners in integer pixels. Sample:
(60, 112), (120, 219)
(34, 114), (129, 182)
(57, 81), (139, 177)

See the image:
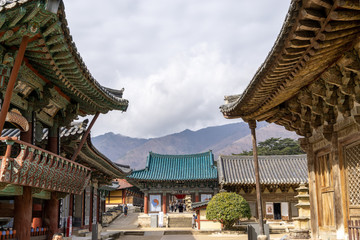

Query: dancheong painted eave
(220, 0), (360, 122)
(0, 0), (128, 115)
(127, 151), (218, 182)
(218, 154), (308, 186)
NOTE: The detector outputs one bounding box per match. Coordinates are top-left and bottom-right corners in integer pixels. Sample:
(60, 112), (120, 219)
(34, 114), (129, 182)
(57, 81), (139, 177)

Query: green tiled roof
(128, 151), (217, 181)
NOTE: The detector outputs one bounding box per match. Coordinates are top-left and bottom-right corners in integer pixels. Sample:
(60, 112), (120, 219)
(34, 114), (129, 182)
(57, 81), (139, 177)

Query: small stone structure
(289, 183), (311, 239)
(102, 206), (123, 227)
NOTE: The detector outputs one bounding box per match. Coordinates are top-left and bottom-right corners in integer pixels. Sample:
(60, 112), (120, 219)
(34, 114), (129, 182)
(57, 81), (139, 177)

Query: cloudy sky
(64, 1), (290, 138)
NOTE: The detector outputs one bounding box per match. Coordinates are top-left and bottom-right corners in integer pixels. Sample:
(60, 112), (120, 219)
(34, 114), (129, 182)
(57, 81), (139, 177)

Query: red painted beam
(0, 36), (29, 134)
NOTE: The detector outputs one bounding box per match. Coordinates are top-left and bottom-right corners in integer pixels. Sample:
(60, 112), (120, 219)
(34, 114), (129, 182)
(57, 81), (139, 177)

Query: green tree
(236, 137), (304, 156)
(206, 192), (251, 230)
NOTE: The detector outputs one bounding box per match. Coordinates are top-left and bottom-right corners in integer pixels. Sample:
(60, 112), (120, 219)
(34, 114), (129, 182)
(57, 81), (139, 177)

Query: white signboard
(158, 212), (164, 227)
(266, 202), (273, 215)
(150, 195), (161, 212)
(201, 194), (212, 202)
(281, 202), (289, 217)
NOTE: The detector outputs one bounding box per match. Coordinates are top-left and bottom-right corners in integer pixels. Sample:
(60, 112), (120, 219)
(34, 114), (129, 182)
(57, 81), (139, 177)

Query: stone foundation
(289, 229), (311, 239)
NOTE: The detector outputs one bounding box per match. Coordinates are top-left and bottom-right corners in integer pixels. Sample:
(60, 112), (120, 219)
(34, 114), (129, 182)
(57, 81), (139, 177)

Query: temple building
(0, 1), (130, 239)
(220, 0), (360, 239)
(127, 151), (218, 215)
(218, 155), (308, 221)
(105, 179), (144, 208)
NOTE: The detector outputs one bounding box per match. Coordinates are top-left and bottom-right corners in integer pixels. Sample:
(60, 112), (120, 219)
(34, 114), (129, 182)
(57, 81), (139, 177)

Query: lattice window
(346, 144), (360, 206)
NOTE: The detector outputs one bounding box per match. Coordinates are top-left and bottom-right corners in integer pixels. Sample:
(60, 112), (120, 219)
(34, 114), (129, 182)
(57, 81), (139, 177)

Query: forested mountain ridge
(92, 122), (299, 170)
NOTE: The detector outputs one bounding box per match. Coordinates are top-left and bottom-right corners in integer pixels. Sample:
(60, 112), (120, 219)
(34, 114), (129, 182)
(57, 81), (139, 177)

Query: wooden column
(44, 193), (59, 240)
(248, 120), (265, 238)
(14, 186), (33, 240)
(89, 187), (93, 232)
(195, 192), (199, 202)
(331, 132), (345, 238)
(162, 193), (167, 214)
(15, 109), (33, 240)
(144, 193), (148, 214)
(45, 126), (59, 238)
(122, 190), (126, 205)
(197, 210), (200, 230)
(300, 138), (319, 239)
(71, 112), (99, 162)
(0, 36), (29, 134)
(46, 126), (59, 154)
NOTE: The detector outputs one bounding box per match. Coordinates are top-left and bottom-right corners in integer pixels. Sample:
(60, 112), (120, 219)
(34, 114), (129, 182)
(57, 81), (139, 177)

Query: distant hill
(91, 122), (299, 170)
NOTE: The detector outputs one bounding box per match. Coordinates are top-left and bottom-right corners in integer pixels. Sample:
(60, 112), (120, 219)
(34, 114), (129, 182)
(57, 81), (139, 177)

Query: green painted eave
(0, 0), (128, 114)
(128, 151), (218, 181)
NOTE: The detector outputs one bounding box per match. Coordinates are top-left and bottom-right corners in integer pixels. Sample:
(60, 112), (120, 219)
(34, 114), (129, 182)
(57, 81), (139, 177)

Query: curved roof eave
(0, 0), (129, 114)
(220, 0), (360, 120)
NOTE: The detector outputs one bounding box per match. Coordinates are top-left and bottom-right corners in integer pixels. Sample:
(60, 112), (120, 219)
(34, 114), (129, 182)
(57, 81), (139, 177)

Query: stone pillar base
(257, 235), (268, 240)
(289, 229), (311, 239)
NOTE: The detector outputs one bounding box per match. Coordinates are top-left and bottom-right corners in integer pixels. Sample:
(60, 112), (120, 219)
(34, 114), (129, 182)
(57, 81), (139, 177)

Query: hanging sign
(266, 202), (274, 215)
(150, 195), (161, 212)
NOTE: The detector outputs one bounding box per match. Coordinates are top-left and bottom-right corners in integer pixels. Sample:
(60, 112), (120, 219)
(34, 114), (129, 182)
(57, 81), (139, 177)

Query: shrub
(206, 192), (251, 230)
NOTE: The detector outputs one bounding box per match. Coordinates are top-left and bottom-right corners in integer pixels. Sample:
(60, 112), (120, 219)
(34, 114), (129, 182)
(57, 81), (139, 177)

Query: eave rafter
(0, 0), (128, 116)
(221, 0), (360, 123)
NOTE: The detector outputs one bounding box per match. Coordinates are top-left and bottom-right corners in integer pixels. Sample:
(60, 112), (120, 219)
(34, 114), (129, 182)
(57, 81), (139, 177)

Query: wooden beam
(71, 112), (100, 162)
(0, 36), (29, 135)
(248, 120), (266, 237)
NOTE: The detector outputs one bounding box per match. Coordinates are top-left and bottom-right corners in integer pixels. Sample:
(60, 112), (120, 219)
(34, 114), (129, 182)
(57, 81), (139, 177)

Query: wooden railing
(348, 220), (360, 240)
(0, 137), (91, 194)
(0, 227), (48, 240)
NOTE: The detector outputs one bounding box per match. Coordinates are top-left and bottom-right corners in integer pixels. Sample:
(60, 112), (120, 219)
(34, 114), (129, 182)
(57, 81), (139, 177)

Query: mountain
(91, 122), (299, 170)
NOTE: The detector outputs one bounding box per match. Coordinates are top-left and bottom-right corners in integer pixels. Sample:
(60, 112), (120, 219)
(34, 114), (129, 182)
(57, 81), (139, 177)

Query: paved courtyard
(100, 209), (287, 240)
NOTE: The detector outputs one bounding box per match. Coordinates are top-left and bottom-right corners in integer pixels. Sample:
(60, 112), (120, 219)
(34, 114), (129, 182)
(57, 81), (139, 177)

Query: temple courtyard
(76, 209), (287, 240)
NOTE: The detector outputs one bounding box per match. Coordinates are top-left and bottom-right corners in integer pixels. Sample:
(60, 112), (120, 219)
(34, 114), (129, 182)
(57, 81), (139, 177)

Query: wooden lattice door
(316, 153), (335, 229)
(345, 143), (360, 221)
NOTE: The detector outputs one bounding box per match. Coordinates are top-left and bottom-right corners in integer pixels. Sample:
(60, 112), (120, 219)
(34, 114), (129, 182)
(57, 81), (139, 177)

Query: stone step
(124, 231), (145, 236)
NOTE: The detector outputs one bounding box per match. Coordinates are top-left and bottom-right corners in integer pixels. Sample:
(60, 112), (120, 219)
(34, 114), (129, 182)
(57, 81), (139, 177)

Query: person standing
(192, 214), (197, 229)
(124, 205), (128, 216)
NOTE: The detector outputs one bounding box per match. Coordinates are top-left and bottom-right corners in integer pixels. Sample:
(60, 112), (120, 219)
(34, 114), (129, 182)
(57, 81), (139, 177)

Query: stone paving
(77, 209), (288, 240)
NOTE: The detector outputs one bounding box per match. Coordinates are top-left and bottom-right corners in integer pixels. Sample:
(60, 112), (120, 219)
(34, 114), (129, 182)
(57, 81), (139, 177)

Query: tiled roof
(99, 181), (120, 191)
(0, 0), (128, 114)
(128, 151), (217, 181)
(116, 179), (133, 189)
(218, 155), (308, 185)
(1, 120), (132, 178)
(220, 0), (360, 121)
(1, 120), (88, 140)
(192, 201), (209, 209)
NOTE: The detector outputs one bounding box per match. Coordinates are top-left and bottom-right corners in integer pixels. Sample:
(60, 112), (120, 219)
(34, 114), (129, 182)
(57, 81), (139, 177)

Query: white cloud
(64, 0), (291, 138)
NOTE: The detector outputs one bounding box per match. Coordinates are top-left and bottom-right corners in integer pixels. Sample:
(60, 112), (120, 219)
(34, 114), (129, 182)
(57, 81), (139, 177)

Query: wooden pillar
(300, 138), (319, 239)
(89, 187), (93, 232)
(71, 112), (99, 162)
(14, 186), (33, 240)
(162, 193), (167, 214)
(15, 111), (33, 240)
(0, 36), (29, 134)
(331, 132), (345, 238)
(197, 210), (200, 230)
(144, 193), (148, 214)
(248, 120), (265, 238)
(45, 126), (59, 238)
(122, 190), (126, 205)
(44, 193), (59, 239)
(47, 126), (59, 154)
(195, 192), (199, 202)
(20, 122), (32, 143)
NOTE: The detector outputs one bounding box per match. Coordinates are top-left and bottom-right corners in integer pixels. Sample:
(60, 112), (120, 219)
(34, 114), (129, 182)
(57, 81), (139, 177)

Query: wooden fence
(349, 220), (360, 240)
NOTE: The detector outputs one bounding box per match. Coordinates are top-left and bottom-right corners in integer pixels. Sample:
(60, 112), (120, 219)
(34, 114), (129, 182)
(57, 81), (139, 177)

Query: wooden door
(344, 143), (360, 221)
(316, 153), (335, 229)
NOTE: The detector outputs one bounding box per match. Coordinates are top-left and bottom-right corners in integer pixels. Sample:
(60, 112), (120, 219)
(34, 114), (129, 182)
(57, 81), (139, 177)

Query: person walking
(124, 205), (128, 216)
(52, 233), (63, 240)
(192, 213), (197, 229)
